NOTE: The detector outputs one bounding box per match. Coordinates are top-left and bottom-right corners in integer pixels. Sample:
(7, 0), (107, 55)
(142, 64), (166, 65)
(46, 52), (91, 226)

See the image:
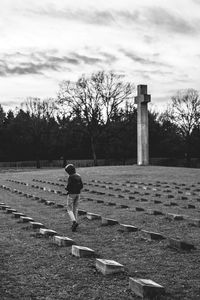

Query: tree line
(0, 71), (200, 168)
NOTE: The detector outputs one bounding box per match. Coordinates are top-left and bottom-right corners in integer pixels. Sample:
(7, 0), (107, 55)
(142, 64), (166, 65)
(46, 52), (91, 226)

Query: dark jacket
(66, 173), (83, 194)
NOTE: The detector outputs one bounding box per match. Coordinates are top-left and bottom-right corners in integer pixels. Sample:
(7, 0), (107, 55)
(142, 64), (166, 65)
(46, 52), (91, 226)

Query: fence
(0, 158), (200, 168)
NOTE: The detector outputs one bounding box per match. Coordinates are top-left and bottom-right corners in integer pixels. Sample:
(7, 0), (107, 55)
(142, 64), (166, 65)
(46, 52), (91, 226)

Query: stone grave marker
(97, 200), (104, 203)
(45, 201), (55, 206)
(72, 245), (96, 258)
(107, 202), (116, 206)
(53, 236), (76, 247)
(30, 222), (45, 229)
(96, 259), (124, 275)
(87, 198), (93, 201)
(167, 195), (174, 199)
(87, 212), (101, 220)
(6, 208), (17, 214)
(154, 200), (162, 204)
(1, 205), (11, 210)
(174, 186), (180, 190)
(168, 238), (195, 251)
(155, 193), (161, 197)
(141, 198), (148, 202)
(129, 278), (165, 299)
(147, 209), (163, 216)
(38, 199), (47, 204)
(166, 213), (184, 221)
(185, 192), (192, 196)
(118, 194), (125, 198)
(188, 204), (195, 209)
(170, 202), (178, 206)
(39, 228), (57, 237)
(141, 230), (165, 241)
(135, 207), (145, 212)
(12, 212), (25, 218)
(188, 219), (200, 227)
(78, 209), (87, 216)
(20, 216), (34, 223)
(56, 204), (64, 208)
(119, 204), (129, 209)
(119, 224), (138, 232)
(101, 218), (119, 226)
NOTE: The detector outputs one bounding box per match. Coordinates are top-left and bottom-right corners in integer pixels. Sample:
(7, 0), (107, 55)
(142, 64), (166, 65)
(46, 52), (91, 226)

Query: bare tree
(20, 97), (58, 168)
(168, 88), (200, 164)
(57, 71), (134, 165)
(22, 97), (57, 120)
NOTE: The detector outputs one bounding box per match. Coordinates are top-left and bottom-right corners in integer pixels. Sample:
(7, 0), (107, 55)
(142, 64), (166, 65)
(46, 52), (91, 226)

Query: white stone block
(20, 216), (34, 223)
(120, 224), (138, 232)
(12, 212), (25, 218)
(129, 278), (165, 298)
(6, 208), (17, 214)
(101, 218), (118, 226)
(53, 236), (76, 247)
(96, 259), (124, 275)
(72, 245), (95, 258)
(141, 230), (165, 240)
(87, 212), (101, 220)
(166, 213), (184, 221)
(39, 228), (57, 237)
(30, 222), (45, 229)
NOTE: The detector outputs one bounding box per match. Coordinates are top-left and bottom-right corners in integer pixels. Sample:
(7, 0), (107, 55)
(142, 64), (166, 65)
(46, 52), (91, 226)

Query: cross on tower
(134, 85), (151, 166)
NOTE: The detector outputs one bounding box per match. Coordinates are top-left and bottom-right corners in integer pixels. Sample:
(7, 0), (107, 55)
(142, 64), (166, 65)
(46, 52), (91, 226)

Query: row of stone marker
(83, 186), (199, 211)
(2, 181), (200, 229)
(59, 177), (200, 195)
(0, 201), (166, 299)
(10, 178), (200, 208)
(7, 178), (200, 214)
(0, 183), (198, 250)
(58, 177), (200, 209)
(85, 180), (200, 204)
(89, 178), (200, 191)
(86, 179), (200, 197)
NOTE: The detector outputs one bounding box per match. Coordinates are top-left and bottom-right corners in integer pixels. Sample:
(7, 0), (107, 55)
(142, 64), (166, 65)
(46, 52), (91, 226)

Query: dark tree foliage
(99, 103), (137, 162)
(57, 71), (135, 165)
(0, 85), (199, 167)
(167, 89), (200, 165)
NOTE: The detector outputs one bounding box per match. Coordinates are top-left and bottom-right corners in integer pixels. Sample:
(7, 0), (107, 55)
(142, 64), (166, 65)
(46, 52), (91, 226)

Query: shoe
(72, 221), (78, 232)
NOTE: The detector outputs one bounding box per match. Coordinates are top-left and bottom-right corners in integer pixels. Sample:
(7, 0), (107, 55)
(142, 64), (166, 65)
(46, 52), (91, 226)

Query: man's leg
(73, 194), (80, 222)
(67, 195), (76, 222)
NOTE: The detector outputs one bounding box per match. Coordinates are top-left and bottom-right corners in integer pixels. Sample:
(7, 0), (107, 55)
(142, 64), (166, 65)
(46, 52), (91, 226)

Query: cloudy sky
(0, 0), (200, 111)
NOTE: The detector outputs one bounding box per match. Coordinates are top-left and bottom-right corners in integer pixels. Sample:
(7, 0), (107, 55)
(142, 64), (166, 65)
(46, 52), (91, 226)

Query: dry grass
(0, 165), (200, 299)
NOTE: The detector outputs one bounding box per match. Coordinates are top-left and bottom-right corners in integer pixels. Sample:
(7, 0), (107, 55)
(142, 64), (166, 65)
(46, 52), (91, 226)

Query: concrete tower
(134, 85), (151, 166)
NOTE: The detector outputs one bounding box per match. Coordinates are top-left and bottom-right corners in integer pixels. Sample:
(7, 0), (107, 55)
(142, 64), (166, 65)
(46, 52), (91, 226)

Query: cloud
(99, 52), (118, 63)
(0, 51), (79, 77)
(29, 6), (116, 26)
(27, 5), (199, 36)
(133, 69), (173, 81)
(70, 53), (102, 65)
(27, 5), (139, 27)
(0, 60), (42, 76)
(70, 52), (117, 65)
(192, 0), (200, 4)
(0, 50), (118, 77)
(146, 7), (197, 35)
(120, 49), (170, 67)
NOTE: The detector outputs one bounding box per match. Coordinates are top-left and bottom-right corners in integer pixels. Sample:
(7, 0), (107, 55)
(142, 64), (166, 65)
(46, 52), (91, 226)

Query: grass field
(0, 165), (200, 300)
